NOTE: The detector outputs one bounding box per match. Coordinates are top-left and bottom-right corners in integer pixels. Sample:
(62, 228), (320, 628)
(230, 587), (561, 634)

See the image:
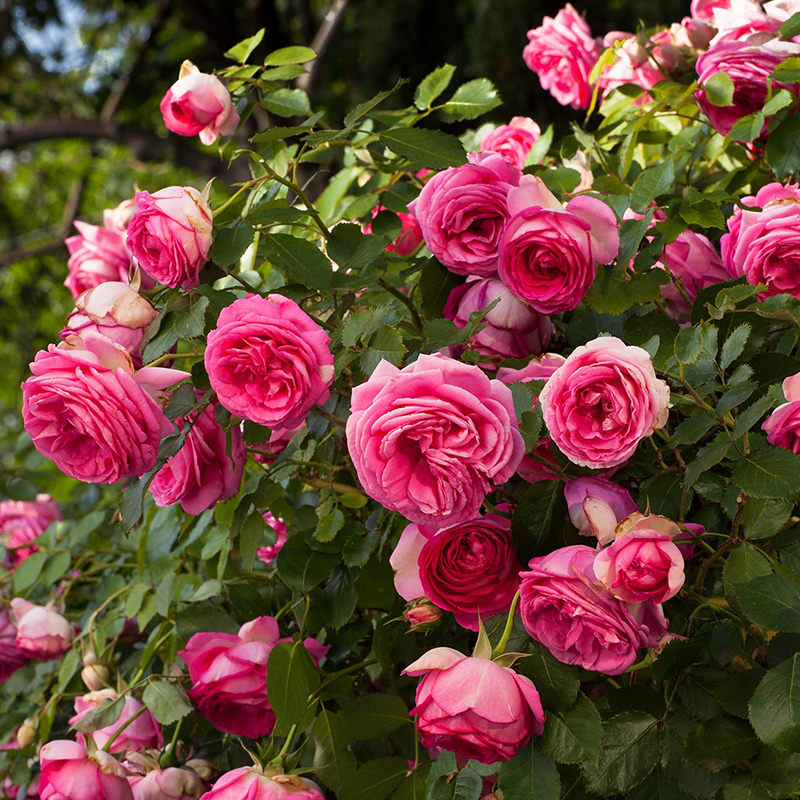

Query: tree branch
(296, 0), (350, 95)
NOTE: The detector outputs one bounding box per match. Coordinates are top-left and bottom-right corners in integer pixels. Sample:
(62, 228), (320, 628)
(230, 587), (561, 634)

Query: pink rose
(70, 690), (162, 754)
(709, 0), (777, 44)
(519, 545), (667, 674)
(763, 372), (800, 451)
(498, 177), (619, 314)
(695, 40), (800, 137)
(442, 278), (553, 362)
(39, 741), (132, 800)
(404, 648), (545, 763)
(390, 512), (521, 630)
(0, 608), (29, 682)
(517, 438), (563, 483)
(363, 206), (424, 256)
(205, 294), (334, 428)
(596, 33), (672, 97)
(564, 477), (638, 545)
(403, 599), (444, 629)
(0, 495), (61, 566)
(497, 353), (566, 387)
(256, 513), (288, 566)
(523, 4), (602, 109)
(539, 336), (670, 469)
(408, 153), (523, 277)
(480, 117), (542, 170)
(150, 394), (245, 515)
(103, 200), (137, 236)
(178, 616), (328, 739)
(346, 354), (524, 529)
(65, 222), (133, 301)
(128, 769), (207, 800)
(198, 768), (323, 800)
(22, 334), (188, 484)
(160, 61), (239, 146)
(61, 282), (158, 366)
(691, 0), (733, 21)
(126, 187), (212, 290)
(11, 599), (74, 660)
(594, 514), (685, 603)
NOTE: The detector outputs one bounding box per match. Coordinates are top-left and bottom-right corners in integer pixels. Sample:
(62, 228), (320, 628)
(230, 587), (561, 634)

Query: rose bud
(0, 494), (61, 566)
(200, 767), (323, 800)
(564, 477), (638, 545)
(256, 513), (288, 567)
(126, 186), (213, 290)
(480, 116), (542, 170)
(160, 60), (240, 146)
(10, 599), (74, 660)
(65, 222), (133, 301)
(15, 720), (36, 749)
(403, 599), (444, 630)
(39, 740), (133, 800)
(183, 762), (215, 784)
(70, 690), (162, 753)
(81, 663), (111, 692)
(0, 607), (28, 682)
(404, 648), (545, 763)
(128, 768), (208, 800)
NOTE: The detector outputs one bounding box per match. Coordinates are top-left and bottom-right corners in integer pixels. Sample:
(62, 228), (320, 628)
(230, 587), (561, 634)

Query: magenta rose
(404, 648), (545, 763)
(346, 354), (524, 529)
(539, 336), (670, 469)
(199, 768), (323, 800)
(0, 609), (28, 683)
(70, 690), (162, 754)
(0, 494), (61, 566)
(65, 222), (133, 300)
(256, 513), (288, 566)
(364, 206), (424, 256)
(22, 334), (188, 484)
(11, 599), (75, 660)
(205, 294), (334, 428)
(564, 477), (638, 545)
(126, 186), (212, 290)
(39, 741), (133, 800)
(150, 394), (245, 515)
(498, 177), (619, 314)
(390, 511), (521, 630)
(480, 117), (542, 170)
(408, 152), (523, 277)
(160, 61), (239, 146)
(763, 372), (800, 451)
(519, 544), (667, 674)
(523, 4), (602, 109)
(442, 278), (553, 362)
(178, 616), (328, 739)
(127, 767), (207, 800)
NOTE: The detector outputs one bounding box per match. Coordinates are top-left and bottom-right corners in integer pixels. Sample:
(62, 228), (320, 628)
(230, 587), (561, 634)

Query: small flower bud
(16, 720), (36, 749)
(404, 599), (443, 631)
(81, 663), (111, 691)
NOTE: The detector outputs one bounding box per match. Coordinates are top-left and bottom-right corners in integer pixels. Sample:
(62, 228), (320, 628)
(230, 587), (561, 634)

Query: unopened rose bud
(82, 650), (98, 666)
(184, 760), (216, 782)
(81, 663), (111, 691)
(16, 720), (36, 749)
(404, 599), (443, 630)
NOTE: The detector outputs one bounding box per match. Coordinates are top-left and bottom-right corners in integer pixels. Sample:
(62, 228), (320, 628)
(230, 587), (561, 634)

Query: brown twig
(295, 0), (350, 95)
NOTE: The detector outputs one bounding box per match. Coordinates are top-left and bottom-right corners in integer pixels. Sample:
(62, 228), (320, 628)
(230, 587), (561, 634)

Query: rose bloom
(404, 648), (545, 763)
(205, 294), (334, 428)
(346, 354), (524, 529)
(10, 599), (74, 660)
(363, 206), (424, 256)
(442, 278), (553, 362)
(22, 333), (188, 484)
(390, 511), (521, 630)
(256, 513), (288, 566)
(763, 372), (800, 452)
(0, 494), (61, 565)
(539, 336), (670, 469)
(39, 741), (133, 800)
(61, 282), (158, 366)
(178, 616), (328, 739)
(128, 768), (207, 800)
(691, 0), (733, 21)
(65, 221), (133, 300)
(103, 199), (138, 236)
(160, 60), (239, 146)
(498, 177), (619, 314)
(408, 152), (523, 277)
(496, 353), (566, 387)
(0, 608), (28, 683)
(709, 0), (779, 45)
(721, 182), (800, 298)
(597, 32), (669, 97)
(70, 690), (162, 754)
(695, 39), (800, 137)
(519, 544), (667, 674)
(199, 768), (323, 800)
(150, 394), (246, 515)
(126, 186), (212, 290)
(565, 477), (638, 545)
(480, 117), (542, 170)
(595, 514), (685, 603)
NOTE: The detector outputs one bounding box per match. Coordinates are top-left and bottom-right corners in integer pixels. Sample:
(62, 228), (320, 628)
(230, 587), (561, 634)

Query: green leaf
(723, 544), (772, 594)
(119, 475), (149, 533)
(540, 167), (581, 194)
(315, 508), (345, 543)
(379, 128), (467, 170)
(71, 695), (125, 733)
(541, 693), (603, 765)
(718, 772), (771, 800)
(338, 694), (409, 740)
(498, 744), (560, 800)
(721, 324), (751, 370)
(684, 716), (761, 771)
(414, 64), (456, 110)
(239, 512), (264, 570)
(749, 655), (800, 752)
(266, 640), (319, 735)
(263, 45), (316, 66)
(339, 757), (408, 800)
(764, 88), (795, 116)
(715, 671), (765, 719)
(703, 72), (735, 106)
(224, 28), (264, 62)
(322, 568), (357, 629)
(511, 480), (568, 565)
(751, 746), (800, 797)
(210, 225), (255, 268)
(743, 498), (793, 540)
(142, 680), (193, 725)
(732, 448), (800, 501)
(439, 78), (502, 122)
(361, 327), (405, 375)
(262, 234), (332, 291)
(12, 550), (47, 592)
(766, 115), (800, 180)
(730, 395), (775, 441)
(630, 159), (675, 214)
(312, 710), (357, 791)
(420, 258), (465, 319)
(263, 88), (312, 117)
(584, 267), (667, 315)
(428, 766), (483, 800)
(671, 414), (717, 446)
(779, 11), (800, 39)
(737, 575), (800, 633)
(675, 326), (703, 365)
(276, 533), (340, 592)
(515, 641), (580, 712)
(243, 421), (272, 446)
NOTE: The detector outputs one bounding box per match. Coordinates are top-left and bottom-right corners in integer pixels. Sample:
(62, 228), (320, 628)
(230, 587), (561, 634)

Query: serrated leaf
(360, 327), (404, 375)
(721, 324), (751, 370)
(541, 693), (603, 765)
(415, 64), (456, 110)
(312, 710), (358, 791)
(723, 544), (772, 594)
(671, 414), (717, 446)
(511, 480), (567, 565)
(732, 448), (800, 501)
(71, 696), (125, 733)
(266, 640), (319, 735)
(142, 680), (193, 725)
(315, 508), (345, 543)
(749, 655), (800, 752)
(263, 45), (316, 66)
(498, 744), (560, 800)
(339, 757), (408, 800)
(338, 694), (409, 740)
(379, 128), (467, 169)
(262, 234), (332, 290)
(263, 88), (311, 117)
(224, 29), (264, 62)
(515, 641), (580, 711)
(210, 225), (255, 268)
(743, 498), (793, 540)
(703, 71), (735, 107)
(736, 575), (800, 633)
(239, 512), (264, 570)
(439, 78), (502, 122)
(766, 115), (800, 180)
(630, 159), (675, 214)
(684, 716), (761, 771)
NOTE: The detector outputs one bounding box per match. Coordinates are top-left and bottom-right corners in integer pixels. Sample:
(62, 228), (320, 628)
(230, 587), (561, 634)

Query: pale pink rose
(710, 0), (777, 44)
(498, 177), (619, 314)
(691, 0), (733, 21)
(519, 544), (667, 674)
(126, 187), (212, 290)
(256, 513), (287, 566)
(722, 182), (800, 297)
(523, 4), (602, 109)
(496, 354), (566, 387)
(198, 768), (323, 800)
(160, 61), (239, 146)
(480, 117), (542, 170)
(22, 334), (188, 484)
(346, 354), (524, 529)
(70, 690), (162, 754)
(0, 495), (61, 566)
(597, 32), (666, 97)
(10, 599), (74, 660)
(65, 222), (133, 301)
(390, 511), (521, 630)
(764, 0), (800, 22)
(205, 294), (334, 428)
(39, 741), (132, 800)
(442, 278), (553, 362)
(178, 616), (328, 739)
(763, 372), (800, 452)
(128, 768), (207, 800)
(61, 282), (158, 366)
(0, 609), (28, 682)
(404, 648), (545, 763)
(670, 17), (714, 50)
(408, 153), (523, 277)
(150, 394), (245, 515)
(564, 477), (638, 545)
(103, 200), (138, 237)
(539, 336), (670, 469)
(561, 151), (594, 193)
(363, 206), (424, 256)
